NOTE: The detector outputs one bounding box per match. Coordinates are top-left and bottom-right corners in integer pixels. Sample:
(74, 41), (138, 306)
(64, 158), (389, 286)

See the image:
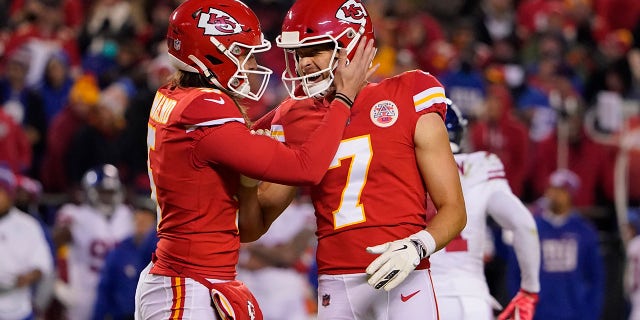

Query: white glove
(365, 230), (436, 291)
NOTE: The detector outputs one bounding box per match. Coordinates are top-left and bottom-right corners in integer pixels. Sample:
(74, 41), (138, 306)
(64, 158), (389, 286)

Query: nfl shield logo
(322, 294), (331, 307)
(173, 39), (181, 51)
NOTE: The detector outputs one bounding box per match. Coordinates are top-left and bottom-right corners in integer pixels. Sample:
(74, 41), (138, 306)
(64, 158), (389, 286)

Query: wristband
(409, 230), (437, 259)
(334, 92), (354, 108)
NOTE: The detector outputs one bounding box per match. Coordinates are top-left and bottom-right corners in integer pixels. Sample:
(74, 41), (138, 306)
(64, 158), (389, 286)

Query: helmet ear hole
(206, 55), (223, 65)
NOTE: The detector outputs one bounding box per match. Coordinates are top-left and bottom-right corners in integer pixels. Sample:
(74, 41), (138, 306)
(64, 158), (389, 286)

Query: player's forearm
(238, 183), (298, 242)
(257, 183), (297, 223)
(512, 231), (541, 292)
(237, 185), (267, 243)
(488, 190), (541, 292)
(426, 203), (467, 252)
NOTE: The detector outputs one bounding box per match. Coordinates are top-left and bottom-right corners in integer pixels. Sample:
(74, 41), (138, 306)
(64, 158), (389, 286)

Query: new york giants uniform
(55, 203), (133, 320)
(257, 70), (447, 319)
(429, 151), (540, 320)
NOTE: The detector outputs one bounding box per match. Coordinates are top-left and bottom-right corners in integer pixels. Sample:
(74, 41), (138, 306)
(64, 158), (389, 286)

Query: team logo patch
(370, 100), (398, 127)
(336, 0), (367, 25)
(322, 294), (331, 307)
(198, 8), (242, 36)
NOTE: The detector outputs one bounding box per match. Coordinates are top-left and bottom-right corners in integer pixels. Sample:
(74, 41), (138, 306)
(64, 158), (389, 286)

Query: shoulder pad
(401, 70), (447, 118)
(181, 89), (245, 127)
(456, 152), (506, 188)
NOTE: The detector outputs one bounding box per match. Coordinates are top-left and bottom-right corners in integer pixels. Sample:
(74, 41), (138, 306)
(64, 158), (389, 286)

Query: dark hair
(169, 71), (216, 89)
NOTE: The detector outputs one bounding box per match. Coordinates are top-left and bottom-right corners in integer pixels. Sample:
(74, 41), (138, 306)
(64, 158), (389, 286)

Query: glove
(365, 231), (435, 291)
(497, 289), (539, 320)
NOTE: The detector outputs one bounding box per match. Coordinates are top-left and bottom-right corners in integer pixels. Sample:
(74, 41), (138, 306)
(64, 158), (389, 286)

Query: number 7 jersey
(263, 70), (447, 275)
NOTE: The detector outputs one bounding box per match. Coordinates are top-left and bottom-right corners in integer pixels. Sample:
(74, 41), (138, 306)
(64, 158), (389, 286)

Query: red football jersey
(147, 85), (350, 279)
(268, 70), (447, 274)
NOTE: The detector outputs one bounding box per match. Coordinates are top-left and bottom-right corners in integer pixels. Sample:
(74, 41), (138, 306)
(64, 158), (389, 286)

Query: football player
(53, 164), (134, 320)
(250, 0), (467, 318)
(429, 101), (541, 320)
(134, 0), (376, 319)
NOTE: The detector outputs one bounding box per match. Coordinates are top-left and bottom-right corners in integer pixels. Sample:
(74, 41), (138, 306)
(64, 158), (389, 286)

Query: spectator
(78, 0), (147, 79)
(469, 84), (530, 196)
(3, 0), (82, 86)
(34, 51), (74, 125)
(39, 74), (99, 193)
(391, 0), (446, 72)
(8, 0), (84, 33)
(0, 108), (32, 174)
(65, 79), (132, 186)
(0, 47), (47, 175)
(0, 165), (54, 320)
(508, 169), (605, 320)
(528, 103), (616, 207)
(474, 0), (519, 47)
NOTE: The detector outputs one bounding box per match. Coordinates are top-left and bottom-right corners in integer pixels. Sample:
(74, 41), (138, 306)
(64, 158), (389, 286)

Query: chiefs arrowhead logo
(336, 0), (367, 25)
(198, 8), (242, 36)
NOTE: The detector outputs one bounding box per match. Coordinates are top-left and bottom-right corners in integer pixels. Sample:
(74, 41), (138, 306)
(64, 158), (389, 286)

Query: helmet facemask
(86, 187), (124, 217)
(82, 166), (124, 217)
(189, 36), (272, 101)
(278, 26), (362, 100)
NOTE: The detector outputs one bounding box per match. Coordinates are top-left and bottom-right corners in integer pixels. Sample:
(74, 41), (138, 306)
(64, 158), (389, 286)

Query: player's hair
(169, 71), (217, 90)
(168, 70), (251, 124)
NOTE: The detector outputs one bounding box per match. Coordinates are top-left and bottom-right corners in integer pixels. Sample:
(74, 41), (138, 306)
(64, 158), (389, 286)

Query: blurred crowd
(0, 0), (639, 319)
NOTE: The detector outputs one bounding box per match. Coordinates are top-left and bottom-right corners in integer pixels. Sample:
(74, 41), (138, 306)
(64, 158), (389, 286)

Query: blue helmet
(81, 164), (124, 215)
(444, 99), (467, 153)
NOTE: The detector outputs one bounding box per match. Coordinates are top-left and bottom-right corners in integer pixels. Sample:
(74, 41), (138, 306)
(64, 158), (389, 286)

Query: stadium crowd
(0, 0), (639, 319)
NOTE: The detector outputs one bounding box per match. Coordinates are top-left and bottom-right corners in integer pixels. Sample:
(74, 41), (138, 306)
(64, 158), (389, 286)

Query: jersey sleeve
(486, 185), (540, 293)
(409, 70), (447, 120)
(180, 90), (246, 127)
(192, 100), (350, 185)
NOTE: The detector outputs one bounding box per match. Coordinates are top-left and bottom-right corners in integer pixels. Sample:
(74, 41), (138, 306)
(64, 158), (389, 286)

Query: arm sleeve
(486, 181), (541, 293)
(193, 101), (350, 185)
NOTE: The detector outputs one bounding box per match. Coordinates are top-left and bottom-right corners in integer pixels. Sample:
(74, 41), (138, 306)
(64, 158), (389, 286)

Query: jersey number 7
(330, 135), (372, 229)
